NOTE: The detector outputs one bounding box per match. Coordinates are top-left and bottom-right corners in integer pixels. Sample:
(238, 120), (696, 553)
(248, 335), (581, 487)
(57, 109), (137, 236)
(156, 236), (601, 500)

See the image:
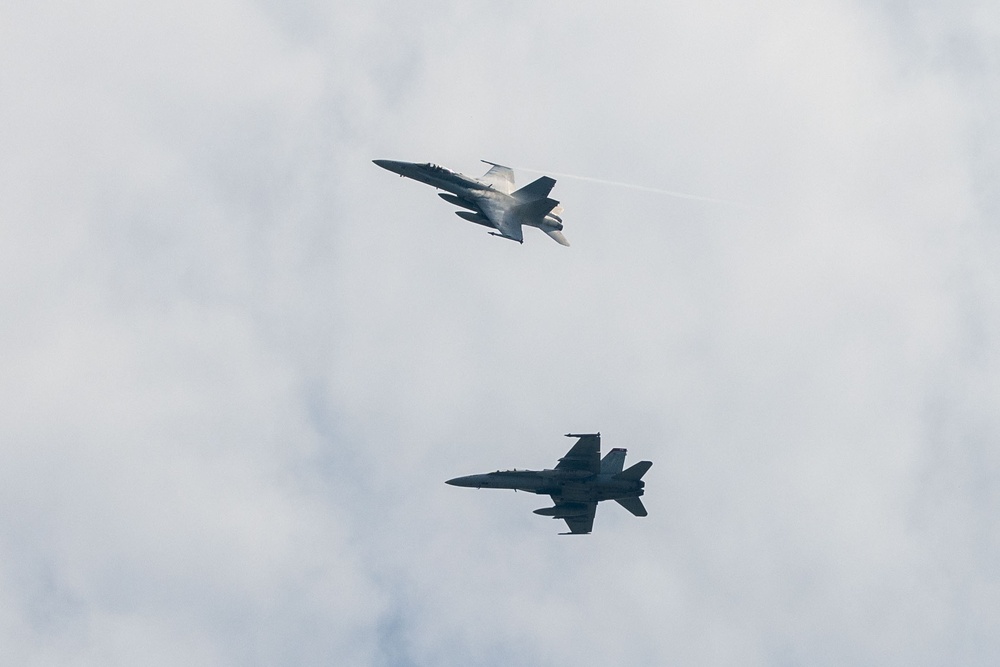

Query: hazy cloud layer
(2, 1), (998, 665)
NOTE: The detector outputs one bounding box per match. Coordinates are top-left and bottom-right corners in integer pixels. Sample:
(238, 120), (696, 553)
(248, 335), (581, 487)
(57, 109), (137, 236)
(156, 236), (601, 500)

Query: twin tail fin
(614, 460), (652, 481)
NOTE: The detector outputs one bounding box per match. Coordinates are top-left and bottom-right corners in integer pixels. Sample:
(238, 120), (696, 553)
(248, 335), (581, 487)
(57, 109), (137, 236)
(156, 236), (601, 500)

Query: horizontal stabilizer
(615, 460), (652, 481)
(615, 496), (648, 517)
(512, 176), (556, 201)
(511, 197), (559, 223)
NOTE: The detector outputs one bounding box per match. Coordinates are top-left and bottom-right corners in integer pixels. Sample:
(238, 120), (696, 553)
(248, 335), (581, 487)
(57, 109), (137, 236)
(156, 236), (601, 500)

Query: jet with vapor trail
(373, 159), (569, 245)
(446, 433), (651, 534)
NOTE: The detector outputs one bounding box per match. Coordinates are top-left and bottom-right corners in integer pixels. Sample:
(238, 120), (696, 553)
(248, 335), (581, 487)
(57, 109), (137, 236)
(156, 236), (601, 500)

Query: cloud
(1, 1), (998, 665)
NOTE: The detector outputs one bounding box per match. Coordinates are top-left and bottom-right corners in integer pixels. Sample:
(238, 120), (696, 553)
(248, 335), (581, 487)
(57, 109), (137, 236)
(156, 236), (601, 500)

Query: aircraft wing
(559, 502), (597, 535)
(476, 198), (524, 243)
(555, 433), (601, 474)
(493, 213), (524, 243)
(480, 161), (515, 194)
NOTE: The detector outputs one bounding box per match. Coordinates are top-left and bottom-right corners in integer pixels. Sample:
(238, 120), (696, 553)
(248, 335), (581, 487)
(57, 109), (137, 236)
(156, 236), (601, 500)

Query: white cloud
(1, 1), (998, 665)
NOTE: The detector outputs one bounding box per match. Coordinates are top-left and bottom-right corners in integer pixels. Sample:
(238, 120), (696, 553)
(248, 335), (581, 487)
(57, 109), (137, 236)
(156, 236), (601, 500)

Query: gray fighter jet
(373, 159), (569, 245)
(446, 433), (651, 534)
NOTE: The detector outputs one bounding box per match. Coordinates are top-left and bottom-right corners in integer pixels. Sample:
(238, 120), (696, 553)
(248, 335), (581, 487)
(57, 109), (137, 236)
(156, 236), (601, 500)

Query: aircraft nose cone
(373, 159), (406, 175)
(445, 475), (479, 488)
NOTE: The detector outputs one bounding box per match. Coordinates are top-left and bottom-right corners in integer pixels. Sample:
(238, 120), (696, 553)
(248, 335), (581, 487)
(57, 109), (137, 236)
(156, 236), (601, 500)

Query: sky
(1, 1), (999, 665)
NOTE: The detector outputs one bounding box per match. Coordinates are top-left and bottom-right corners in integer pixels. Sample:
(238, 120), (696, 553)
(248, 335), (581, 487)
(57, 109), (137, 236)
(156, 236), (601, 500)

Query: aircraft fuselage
(374, 160), (490, 195)
(446, 469), (645, 504)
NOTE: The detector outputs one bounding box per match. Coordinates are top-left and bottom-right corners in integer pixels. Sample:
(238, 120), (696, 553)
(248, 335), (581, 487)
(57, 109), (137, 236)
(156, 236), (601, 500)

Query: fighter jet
(446, 433), (651, 534)
(373, 159), (569, 246)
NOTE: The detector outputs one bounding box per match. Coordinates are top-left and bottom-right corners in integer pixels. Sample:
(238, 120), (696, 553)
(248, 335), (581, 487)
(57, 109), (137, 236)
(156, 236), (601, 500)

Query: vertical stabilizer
(511, 176), (556, 201)
(600, 448), (627, 474)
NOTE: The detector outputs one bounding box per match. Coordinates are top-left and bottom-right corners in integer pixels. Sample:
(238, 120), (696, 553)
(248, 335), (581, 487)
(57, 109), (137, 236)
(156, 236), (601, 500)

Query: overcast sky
(2, 1), (999, 665)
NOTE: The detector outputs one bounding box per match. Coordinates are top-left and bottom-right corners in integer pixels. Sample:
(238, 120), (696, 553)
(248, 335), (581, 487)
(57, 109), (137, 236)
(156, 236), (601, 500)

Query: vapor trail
(515, 166), (751, 208)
